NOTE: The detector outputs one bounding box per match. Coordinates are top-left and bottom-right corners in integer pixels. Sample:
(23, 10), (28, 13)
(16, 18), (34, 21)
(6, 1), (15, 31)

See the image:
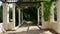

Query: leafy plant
(44, 0), (57, 21)
(22, 7), (37, 25)
(0, 5), (3, 23)
(44, 1), (52, 21)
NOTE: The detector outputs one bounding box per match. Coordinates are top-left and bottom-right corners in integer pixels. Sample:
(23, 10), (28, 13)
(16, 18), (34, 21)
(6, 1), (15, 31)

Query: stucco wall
(42, 21), (60, 33)
(8, 22), (15, 30)
(47, 0), (60, 33)
(46, 22), (60, 33)
(48, 22), (57, 30)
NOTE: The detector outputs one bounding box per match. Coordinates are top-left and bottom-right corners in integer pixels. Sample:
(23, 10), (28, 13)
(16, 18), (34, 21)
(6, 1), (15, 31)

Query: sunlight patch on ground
(43, 31), (53, 34)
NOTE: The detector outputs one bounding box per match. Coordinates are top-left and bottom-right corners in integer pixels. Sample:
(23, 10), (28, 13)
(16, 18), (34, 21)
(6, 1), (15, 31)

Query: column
(22, 12), (23, 24)
(12, 3), (15, 28)
(18, 8), (21, 26)
(41, 2), (47, 29)
(50, 2), (55, 22)
(3, 3), (9, 30)
(37, 7), (40, 25)
(41, 2), (44, 25)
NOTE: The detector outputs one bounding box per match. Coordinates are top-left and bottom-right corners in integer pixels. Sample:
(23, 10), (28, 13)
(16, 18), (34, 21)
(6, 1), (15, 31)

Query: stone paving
(2, 24), (58, 34)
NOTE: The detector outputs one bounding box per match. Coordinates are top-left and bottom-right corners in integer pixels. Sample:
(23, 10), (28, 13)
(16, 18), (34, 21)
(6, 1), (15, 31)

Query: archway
(22, 6), (38, 25)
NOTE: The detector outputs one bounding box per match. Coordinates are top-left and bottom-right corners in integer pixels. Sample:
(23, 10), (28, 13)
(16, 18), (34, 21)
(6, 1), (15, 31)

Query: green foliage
(54, 7), (57, 21)
(18, 0), (51, 2)
(15, 6), (19, 26)
(9, 7), (12, 19)
(44, 2), (52, 21)
(0, 6), (3, 22)
(22, 7), (37, 25)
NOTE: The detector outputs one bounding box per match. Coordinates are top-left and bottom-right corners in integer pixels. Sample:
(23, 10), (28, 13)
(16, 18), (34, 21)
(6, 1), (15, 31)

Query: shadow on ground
(5, 24), (58, 34)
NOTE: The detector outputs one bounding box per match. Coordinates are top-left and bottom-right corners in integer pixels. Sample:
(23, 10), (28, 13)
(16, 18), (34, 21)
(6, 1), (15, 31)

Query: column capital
(3, 3), (9, 6)
(12, 3), (16, 6)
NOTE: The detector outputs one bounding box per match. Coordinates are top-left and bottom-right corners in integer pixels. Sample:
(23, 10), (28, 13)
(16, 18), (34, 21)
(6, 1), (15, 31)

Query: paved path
(3, 24), (58, 34)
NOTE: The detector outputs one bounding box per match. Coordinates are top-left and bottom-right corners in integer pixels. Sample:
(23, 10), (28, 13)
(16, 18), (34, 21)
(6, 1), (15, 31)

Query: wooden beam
(16, 2), (41, 7)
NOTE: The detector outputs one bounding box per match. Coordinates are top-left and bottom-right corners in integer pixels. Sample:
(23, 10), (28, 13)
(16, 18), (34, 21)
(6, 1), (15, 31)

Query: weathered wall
(47, 0), (60, 33)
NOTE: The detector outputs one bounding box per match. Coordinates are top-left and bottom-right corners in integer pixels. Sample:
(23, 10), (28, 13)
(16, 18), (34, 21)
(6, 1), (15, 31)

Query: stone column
(37, 7), (40, 25)
(50, 2), (55, 22)
(18, 8), (21, 26)
(22, 12), (23, 24)
(12, 3), (15, 28)
(41, 2), (44, 24)
(41, 2), (48, 29)
(41, 2), (44, 27)
(3, 3), (9, 30)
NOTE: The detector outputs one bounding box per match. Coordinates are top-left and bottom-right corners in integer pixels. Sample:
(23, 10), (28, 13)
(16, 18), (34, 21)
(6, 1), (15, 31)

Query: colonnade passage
(2, 0), (54, 30)
(2, 1), (44, 30)
(1, 0), (60, 34)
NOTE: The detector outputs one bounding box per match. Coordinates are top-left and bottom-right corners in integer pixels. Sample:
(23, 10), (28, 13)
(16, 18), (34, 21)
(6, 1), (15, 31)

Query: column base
(12, 26), (19, 30)
(37, 25), (47, 29)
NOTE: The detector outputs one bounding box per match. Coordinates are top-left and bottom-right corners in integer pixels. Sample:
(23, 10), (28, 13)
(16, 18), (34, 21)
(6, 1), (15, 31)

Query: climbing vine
(44, 1), (52, 21)
(44, 0), (57, 21)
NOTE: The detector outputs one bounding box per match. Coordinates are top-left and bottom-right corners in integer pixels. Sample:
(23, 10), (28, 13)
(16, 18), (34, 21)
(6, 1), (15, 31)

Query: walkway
(4, 24), (58, 34)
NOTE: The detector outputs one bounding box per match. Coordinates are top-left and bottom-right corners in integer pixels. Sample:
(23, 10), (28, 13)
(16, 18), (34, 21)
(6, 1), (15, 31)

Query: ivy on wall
(44, 0), (57, 21)
(44, 2), (52, 21)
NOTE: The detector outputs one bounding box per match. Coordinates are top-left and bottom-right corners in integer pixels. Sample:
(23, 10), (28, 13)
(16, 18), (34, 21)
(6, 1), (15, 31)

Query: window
(54, 2), (57, 21)
(0, 1), (3, 23)
(9, 4), (13, 22)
